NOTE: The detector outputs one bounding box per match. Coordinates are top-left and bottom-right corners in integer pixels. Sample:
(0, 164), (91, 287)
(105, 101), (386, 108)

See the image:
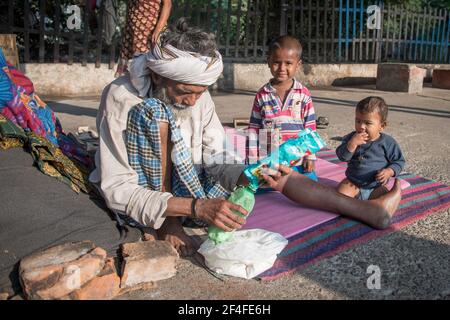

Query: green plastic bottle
(207, 186), (256, 245)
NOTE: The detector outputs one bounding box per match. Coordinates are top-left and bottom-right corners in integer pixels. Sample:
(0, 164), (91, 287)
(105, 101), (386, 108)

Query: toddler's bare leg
(368, 185), (389, 200)
(336, 178), (361, 198)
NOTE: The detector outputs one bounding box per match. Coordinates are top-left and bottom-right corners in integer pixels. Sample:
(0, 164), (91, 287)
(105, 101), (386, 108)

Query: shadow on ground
(46, 101), (99, 118)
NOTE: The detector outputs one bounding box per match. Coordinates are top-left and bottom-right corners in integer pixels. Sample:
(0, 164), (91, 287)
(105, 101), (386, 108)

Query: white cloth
(130, 44), (223, 97)
(89, 75), (243, 229)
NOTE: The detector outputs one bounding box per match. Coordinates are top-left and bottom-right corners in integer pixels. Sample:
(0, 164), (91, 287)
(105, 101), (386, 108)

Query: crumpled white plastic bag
(198, 229), (288, 279)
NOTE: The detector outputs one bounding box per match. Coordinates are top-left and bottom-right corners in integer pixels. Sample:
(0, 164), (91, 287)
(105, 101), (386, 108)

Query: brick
(19, 241), (107, 300)
(376, 64), (425, 93)
(432, 69), (450, 89)
(67, 258), (121, 300)
(120, 241), (179, 289)
(20, 241), (95, 271)
(118, 281), (157, 296)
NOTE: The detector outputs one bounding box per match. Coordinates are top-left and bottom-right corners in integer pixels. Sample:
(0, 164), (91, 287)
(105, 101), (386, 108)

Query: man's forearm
(165, 197), (193, 217)
(163, 172), (248, 218)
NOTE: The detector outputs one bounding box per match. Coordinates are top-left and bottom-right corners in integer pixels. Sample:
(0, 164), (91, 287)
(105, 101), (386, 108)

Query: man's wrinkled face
(157, 77), (208, 109)
(152, 76), (208, 121)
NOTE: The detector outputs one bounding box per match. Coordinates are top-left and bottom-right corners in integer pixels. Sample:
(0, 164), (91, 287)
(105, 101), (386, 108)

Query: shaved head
(268, 35), (302, 60)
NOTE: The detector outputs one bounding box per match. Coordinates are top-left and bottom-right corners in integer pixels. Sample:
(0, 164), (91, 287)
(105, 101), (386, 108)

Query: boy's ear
(381, 121), (387, 130)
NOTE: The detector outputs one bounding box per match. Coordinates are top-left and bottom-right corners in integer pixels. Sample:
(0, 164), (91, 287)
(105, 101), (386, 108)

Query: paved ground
(44, 84), (450, 300)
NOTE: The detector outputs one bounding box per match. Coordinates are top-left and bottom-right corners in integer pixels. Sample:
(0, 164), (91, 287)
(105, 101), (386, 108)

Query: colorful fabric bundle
(0, 53), (13, 107)
(0, 48), (93, 169)
(0, 48), (58, 145)
(0, 48), (93, 192)
(7, 63), (34, 95)
(0, 114), (27, 149)
(0, 114), (91, 193)
(27, 132), (92, 194)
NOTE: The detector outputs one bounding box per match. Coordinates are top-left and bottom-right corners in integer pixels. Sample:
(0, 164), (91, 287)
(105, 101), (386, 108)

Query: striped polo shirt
(247, 79), (317, 162)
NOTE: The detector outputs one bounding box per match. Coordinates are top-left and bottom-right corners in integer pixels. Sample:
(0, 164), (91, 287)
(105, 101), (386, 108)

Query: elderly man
(90, 20), (401, 256)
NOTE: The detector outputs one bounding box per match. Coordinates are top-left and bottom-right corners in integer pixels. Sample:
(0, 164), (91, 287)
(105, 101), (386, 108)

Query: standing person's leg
(116, 1), (135, 77)
(263, 166), (402, 229)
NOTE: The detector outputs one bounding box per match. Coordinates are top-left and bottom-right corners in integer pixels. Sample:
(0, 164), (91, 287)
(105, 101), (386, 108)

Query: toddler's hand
(375, 168), (395, 185)
(347, 132), (369, 152)
(261, 164), (293, 192)
(302, 158), (315, 173)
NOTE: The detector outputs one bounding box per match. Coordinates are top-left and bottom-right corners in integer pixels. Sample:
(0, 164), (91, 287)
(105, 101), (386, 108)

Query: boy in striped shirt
(247, 35), (317, 174)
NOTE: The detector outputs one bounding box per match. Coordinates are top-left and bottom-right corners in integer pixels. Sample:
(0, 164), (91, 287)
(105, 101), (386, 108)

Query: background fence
(279, 0), (450, 63)
(0, 0), (449, 68)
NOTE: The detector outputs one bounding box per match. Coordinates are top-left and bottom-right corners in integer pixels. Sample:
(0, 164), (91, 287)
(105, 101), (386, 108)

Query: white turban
(129, 44), (223, 98)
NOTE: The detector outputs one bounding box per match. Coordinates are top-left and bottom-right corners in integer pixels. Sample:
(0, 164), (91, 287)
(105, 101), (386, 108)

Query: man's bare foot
(157, 217), (198, 257)
(141, 228), (158, 241)
(368, 179), (402, 229)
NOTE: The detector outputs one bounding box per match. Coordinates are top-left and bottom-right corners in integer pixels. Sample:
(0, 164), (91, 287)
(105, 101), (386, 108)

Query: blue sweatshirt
(336, 132), (405, 189)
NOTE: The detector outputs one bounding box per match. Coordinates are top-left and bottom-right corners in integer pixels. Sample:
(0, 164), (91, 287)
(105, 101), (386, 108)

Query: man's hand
(195, 199), (248, 232)
(261, 164), (293, 192)
(347, 132), (369, 152)
(375, 168), (395, 185)
(302, 158), (315, 173)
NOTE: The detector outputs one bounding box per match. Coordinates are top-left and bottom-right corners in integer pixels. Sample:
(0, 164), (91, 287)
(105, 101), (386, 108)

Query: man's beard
(152, 87), (193, 122)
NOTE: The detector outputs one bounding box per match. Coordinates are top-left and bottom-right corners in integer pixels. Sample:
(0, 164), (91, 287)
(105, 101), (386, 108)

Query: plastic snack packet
(208, 186), (255, 245)
(243, 128), (326, 192)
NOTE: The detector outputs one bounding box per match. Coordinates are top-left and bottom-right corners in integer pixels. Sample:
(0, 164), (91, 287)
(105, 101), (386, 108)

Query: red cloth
(7, 63), (34, 95)
(90, 0), (97, 10)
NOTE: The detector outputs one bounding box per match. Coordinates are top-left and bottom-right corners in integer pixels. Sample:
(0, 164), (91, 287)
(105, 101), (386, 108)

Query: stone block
(376, 64), (425, 93)
(0, 292), (9, 300)
(120, 241), (179, 289)
(67, 258), (121, 300)
(432, 69), (450, 89)
(19, 241), (107, 300)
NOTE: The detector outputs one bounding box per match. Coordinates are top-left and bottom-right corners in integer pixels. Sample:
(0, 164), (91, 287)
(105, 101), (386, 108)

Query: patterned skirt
(119, 0), (161, 60)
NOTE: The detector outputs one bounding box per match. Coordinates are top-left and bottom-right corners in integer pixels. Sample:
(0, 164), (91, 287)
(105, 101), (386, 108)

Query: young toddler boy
(336, 96), (405, 200)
